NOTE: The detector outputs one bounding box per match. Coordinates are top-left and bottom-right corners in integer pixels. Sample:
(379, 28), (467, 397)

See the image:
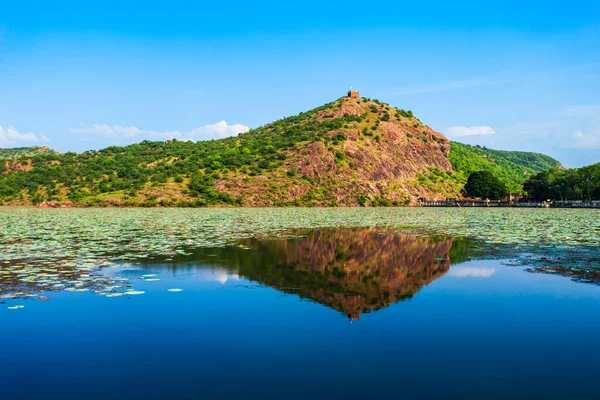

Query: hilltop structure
(0, 92), (560, 207)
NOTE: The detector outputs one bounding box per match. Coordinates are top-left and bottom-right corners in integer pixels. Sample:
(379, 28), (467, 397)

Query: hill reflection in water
(148, 228), (478, 320)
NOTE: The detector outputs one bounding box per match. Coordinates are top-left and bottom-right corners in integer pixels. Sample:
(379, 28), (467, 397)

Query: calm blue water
(2, 230), (600, 399)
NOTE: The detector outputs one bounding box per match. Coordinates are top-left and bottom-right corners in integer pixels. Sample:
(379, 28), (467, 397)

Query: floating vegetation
(106, 293), (125, 298)
(7, 305), (24, 310)
(525, 265), (600, 285)
(0, 208), (598, 304)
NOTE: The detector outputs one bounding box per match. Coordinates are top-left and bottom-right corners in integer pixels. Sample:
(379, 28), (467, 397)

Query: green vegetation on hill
(1, 136), (279, 206)
(0, 146), (56, 160)
(0, 96), (453, 207)
(0, 101), (346, 206)
(0, 96), (563, 207)
(448, 142), (561, 193)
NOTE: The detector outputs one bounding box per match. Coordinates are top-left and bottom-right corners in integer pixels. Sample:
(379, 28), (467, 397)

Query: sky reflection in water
(1, 228), (600, 399)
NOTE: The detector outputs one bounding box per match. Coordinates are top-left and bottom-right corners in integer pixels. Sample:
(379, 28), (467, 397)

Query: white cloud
(200, 269), (241, 285)
(0, 125), (47, 147)
(446, 126), (496, 137)
(448, 267), (496, 278)
(71, 121), (250, 145)
(187, 121), (250, 139)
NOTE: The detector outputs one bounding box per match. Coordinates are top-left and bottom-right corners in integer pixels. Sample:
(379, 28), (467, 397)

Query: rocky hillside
(0, 94), (458, 206)
(0, 93), (560, 207)
(150, 228), (469, 320)
(215, 95), (457, 205)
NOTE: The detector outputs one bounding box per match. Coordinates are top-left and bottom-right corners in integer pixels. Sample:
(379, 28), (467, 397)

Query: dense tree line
(523, 164), (600, 201)
(449, 142), (560, 193)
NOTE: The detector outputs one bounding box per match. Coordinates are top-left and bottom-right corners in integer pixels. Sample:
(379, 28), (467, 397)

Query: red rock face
(297, 142), (336, 177)
(216, 96), (458, 205)
(2, 95), (457, 207)
(229, 228), (455, 319)
(2, 160), (31, 174)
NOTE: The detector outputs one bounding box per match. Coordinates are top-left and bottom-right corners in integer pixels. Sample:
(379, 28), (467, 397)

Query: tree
(524, 164), (600, 201)
(524, 168), (562, 200)
(463, 171), (507, 199)
(580, 164), (600, 202)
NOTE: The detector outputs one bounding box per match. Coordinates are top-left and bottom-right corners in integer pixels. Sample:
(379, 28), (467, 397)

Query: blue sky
(1, 1), (599, 167)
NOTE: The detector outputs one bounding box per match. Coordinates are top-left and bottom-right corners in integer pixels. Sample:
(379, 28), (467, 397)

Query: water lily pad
(1, 208), (598, 300)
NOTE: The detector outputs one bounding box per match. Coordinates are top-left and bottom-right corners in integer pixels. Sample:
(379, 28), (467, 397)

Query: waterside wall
(419, 199), (600, 208)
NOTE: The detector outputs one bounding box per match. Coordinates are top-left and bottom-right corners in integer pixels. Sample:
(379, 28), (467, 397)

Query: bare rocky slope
(215, 94), (458, 206)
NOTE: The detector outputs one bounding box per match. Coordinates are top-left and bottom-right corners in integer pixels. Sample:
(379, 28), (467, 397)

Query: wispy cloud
(561, 105), (600, 117)
(446, 126), (496, 137)
(558, 105), (600, 150)
(385, 62), (600, 97)
(385, 75), (519, 96)
(564, 130), (600, 150)
(394, 79), (487, 95)
(71, 121), (250, 145)
(0, 125), (48, 147)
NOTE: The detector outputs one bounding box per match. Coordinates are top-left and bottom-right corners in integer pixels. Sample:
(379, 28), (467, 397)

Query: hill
(169, 228), (470, 320)
(449, 142), (561, 192)
(0, 146), (56, 160)
(0, 93), (560, 207)
(0, 93), (458, 206)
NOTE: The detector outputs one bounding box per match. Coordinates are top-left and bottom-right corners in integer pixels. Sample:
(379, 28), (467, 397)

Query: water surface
(2, 225), (600, 399)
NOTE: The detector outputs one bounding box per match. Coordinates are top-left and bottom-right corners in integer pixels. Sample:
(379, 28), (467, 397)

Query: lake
(1, 208), (599, 399)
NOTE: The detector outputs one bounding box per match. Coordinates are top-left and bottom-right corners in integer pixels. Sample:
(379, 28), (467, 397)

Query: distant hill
(0, 93), (561, 206)
(449, 142), (561, 192)
(0, 146), (56, 160)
